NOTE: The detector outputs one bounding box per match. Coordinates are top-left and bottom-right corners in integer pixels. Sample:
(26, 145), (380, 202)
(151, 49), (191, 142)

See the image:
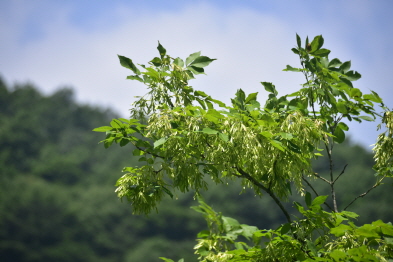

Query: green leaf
(201, 127), (219, 135)
(219, 133), (229, 142)
(187, 66), (205, 75)
(287, 140), (301, 153)
(260, 131), (273, 138)
(345, 70), (361, 81)
(245, 92), (258, 104)
(189, 56), (216, 68)
(173, 57), (184, 67)
(132, 149), (142, 156)
(310, 35), (324, 52)
(120, 138), (130, 147)
(311, 195), (328, 207)
(118, 118), (130, 123)
(305, 192), (312, 207)
(278, 132), (293, 140)
(329, 58), (342, 68)
(350, 88), (362, 98)
(185, 51), (201, 66)
(261, 82), (278, 95)
(329, 249), (347, 260)
(312, 48), (330, 57)
(296, 33), (301, 48)
(194, 90), (209, 97)
(291, 48), (299, 54)
(281, 223), (291, 234)
(154, 137), (167, 148)
(336, 101), (348, 114)
(306, 240), (318, 256)
(356, 224), (380, 238)
(157, 41), (167, 58)
(159, 258), (175, 262)
(270, 140), (286, 151)
(341, 211), (359, 219)
(150, 57), (162, 66)
(92, 126), (112, 132)
(110, 119), (123, 128)
(118, 55), (141, 75)
(333, 126), (345, 143)
(363, 92), (383, 103)
(358, 115), (374, 121)
(330, 224), (352, 237)
(340, 77), (353, 88)
(338, 122), (349, 131)
(340, 61), (351, 73)
(223, 216), (240, 231)
(126, 75), (144, 82)
(283, 65), (302, 72)
(161, 186), (173, 199)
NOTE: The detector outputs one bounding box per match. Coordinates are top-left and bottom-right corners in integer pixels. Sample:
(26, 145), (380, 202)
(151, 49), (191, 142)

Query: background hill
(0, 78), (392, 262)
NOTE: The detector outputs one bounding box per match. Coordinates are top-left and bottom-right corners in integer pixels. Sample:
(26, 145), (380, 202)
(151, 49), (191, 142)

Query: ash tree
(94, 35), (393, 261)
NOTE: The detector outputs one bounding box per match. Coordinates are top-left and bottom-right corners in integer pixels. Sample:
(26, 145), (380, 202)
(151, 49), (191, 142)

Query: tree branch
(313, 173), (331, 184)
(343, 176), (386, 210)
(333, 164), (348, 184)
(234, 166), (292, 224)
(325, 142), (338, 212)
(135, 145), (165, 159)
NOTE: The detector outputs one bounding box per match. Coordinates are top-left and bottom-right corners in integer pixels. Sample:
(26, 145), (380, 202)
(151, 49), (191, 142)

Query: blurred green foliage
(0, 78), (391, 261)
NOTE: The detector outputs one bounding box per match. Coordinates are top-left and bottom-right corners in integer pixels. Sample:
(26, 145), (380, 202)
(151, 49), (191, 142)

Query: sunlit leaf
(328, 58), (342, 68)
(340, 61), (351, 73)
(189, 56), (216, 68)
(283, 65), (302, 72)
(245, 92), (258, 104)
(154, 137), (167, 148)
(201, 127), (219, 135)
(92, 126), (112, 132)
(333, 126), (345, 143)
(310, 35), (324, 52)
(118, 55), (141, 75)
(185, 51), (201, 66)
(311, 195), (328, 207)
(261, 82), (278, 95)
(157, 41), (167, 58)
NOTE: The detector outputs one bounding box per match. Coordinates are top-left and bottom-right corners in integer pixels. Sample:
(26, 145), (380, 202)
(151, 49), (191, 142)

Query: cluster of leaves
(95, 35), (393, 261)
(191, 196), (393, 262)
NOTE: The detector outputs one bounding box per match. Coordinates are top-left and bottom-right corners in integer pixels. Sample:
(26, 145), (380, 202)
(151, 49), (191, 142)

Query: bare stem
(333, 164), (348, 184)
(135, 145), (164, 159)
(325, 141), (338, 212)
(344, 176), (386, 210)
(313, 173), (331, 184)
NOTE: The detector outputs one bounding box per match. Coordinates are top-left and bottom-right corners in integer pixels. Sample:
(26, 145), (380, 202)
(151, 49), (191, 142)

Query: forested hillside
(0, 78), (391, 262)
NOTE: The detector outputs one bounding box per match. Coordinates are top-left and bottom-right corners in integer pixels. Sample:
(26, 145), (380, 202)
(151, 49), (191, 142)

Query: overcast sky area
(1, 0), (392, 148)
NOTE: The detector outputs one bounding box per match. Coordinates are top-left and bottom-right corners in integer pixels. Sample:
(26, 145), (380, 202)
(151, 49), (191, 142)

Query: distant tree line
(0, 77), (391, 261)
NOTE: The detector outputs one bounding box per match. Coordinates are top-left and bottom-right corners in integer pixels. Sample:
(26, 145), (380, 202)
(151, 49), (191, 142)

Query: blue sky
(1, 0), (392, 147)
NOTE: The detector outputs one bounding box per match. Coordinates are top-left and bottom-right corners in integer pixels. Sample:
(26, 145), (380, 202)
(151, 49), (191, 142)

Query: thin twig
(135, 145), (164, 159)
(333, 164), (348, 184)
(313, 173), (331, 184)
(343, 176), (386, 210)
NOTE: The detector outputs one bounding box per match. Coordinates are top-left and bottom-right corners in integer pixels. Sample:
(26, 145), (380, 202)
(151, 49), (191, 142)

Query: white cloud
(1, 1), (392, 147)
